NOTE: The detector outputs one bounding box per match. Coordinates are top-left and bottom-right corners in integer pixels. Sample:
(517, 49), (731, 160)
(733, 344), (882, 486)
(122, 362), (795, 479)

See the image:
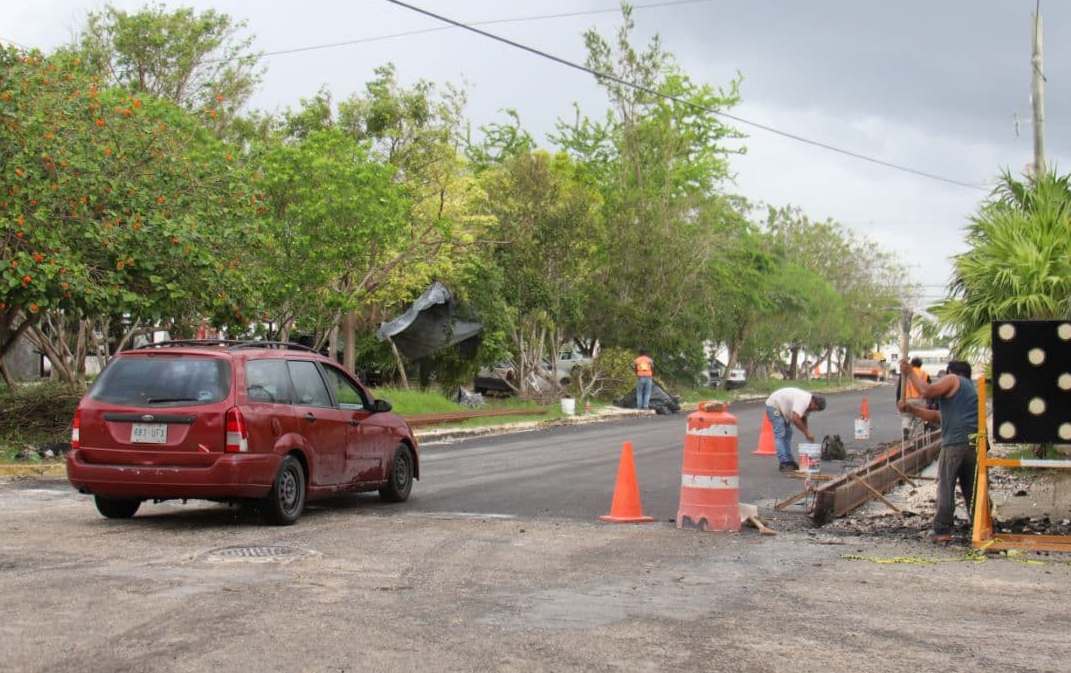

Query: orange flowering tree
(0, 48), (256, 382)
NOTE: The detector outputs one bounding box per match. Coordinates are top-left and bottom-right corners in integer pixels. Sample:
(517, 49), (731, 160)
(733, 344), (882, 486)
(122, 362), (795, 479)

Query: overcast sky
(4, 0), (1066, 302)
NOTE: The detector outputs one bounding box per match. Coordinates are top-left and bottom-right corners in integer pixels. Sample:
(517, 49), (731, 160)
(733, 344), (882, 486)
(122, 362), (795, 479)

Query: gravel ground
(2, 478), (1070, 673)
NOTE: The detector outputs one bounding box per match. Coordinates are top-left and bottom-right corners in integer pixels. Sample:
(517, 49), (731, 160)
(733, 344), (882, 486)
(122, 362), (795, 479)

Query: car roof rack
(136, 339), (243, 350)
(136, 339), (316, 352)
(229, 340), (316, 352)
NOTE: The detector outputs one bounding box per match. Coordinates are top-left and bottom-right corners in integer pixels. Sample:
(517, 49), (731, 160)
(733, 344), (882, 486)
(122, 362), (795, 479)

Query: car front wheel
(94, 496), (141, 519)
(379, 445), (414, 503)
(262, 455), (306, 525)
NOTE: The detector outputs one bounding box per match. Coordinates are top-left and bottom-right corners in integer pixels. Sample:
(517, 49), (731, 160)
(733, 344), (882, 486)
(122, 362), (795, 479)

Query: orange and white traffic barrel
(677, 401), (740, 532)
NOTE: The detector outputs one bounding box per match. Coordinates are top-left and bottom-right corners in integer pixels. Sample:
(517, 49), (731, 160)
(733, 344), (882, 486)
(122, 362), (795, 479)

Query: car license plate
(130, 423), (168, 444)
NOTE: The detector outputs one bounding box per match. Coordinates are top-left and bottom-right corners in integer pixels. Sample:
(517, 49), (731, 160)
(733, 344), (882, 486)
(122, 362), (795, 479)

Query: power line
(385, 0), (988, 192)
(206, 0), (713, 64)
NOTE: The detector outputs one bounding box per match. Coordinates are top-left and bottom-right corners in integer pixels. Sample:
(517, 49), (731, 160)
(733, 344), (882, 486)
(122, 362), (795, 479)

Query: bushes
(565, 347), (636, 402)
(0, 382), (83, 448)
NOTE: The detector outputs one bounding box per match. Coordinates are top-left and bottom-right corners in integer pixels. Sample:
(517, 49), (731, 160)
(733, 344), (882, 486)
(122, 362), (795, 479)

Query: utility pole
(898, 308), (912, 404)
(1031, 1), (1046, 177)
(899, 307), (912, 451)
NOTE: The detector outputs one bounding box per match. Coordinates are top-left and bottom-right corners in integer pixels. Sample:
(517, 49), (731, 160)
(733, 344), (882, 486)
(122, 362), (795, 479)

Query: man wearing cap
(764, 387), (827, 472)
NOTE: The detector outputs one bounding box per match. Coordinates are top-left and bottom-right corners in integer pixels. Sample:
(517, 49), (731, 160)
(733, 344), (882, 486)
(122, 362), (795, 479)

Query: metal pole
(899, 308), (912, 457)
(1032, 2), (1046, 176)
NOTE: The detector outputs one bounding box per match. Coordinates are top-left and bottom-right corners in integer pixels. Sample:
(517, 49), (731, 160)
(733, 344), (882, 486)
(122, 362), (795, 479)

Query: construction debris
(740, 503), (776, 535)
(809, 435), (941, 525)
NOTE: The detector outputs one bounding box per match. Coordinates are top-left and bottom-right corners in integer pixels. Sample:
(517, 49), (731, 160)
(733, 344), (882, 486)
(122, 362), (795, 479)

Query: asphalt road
(6, 382), (1071, 673)
(408, 384), (902, 520)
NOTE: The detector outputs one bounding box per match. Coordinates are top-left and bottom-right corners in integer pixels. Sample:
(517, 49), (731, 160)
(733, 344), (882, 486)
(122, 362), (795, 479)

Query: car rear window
(90, 356), (231, 407)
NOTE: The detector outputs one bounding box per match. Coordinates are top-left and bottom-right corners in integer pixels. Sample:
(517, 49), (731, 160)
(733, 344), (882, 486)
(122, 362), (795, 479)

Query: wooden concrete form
(810, 436), (942, 526)
(404, 407), (548, 428)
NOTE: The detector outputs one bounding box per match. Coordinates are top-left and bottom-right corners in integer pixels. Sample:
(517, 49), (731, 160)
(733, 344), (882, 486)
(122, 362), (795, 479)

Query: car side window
(287, 361), (333, 408)
(321, 365), (368, 411)
(245, 359), (292, 404)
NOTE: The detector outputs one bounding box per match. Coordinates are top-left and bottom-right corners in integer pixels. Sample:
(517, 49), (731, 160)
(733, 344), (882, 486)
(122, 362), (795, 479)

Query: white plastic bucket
(798, 443), (822, 474)
(854, 418), (871, 440)
(560, 397), (576, 416)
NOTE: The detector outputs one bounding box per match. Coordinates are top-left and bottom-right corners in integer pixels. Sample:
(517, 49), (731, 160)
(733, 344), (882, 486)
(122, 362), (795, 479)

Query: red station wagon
(66, 340), (419, 525)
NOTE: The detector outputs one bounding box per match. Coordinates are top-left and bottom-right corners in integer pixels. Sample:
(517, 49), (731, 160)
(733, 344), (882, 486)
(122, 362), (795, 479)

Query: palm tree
(933, 171), (1071, 356)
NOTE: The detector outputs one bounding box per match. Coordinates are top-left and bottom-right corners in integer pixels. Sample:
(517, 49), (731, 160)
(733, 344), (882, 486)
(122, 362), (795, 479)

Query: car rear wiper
(146, 397), (199, 404)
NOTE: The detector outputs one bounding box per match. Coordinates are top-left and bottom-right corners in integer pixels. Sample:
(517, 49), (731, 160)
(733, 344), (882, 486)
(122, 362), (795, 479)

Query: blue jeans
(636, 377), (653, 409)
(766, 405), (794, 464)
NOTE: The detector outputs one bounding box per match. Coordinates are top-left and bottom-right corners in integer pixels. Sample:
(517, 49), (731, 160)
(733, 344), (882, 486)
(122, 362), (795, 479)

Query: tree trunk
(387, 336), (409, 390)
(328, 325), (340, 363)
(74, 320), (89, 376)
(342, 311), (356, 374)
(0, 357), (15, 388)
(788, 344), (800, 380)
(28, 326), (74, 383)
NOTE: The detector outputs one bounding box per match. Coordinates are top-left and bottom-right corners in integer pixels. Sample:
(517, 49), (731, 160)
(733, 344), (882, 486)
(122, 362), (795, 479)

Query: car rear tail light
(224, 407), (248, 453)
(70, 409), (80, 450)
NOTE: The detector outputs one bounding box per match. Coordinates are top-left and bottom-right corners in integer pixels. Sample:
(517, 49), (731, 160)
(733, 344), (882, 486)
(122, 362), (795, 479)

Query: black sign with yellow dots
(991, 320), (1071, 444)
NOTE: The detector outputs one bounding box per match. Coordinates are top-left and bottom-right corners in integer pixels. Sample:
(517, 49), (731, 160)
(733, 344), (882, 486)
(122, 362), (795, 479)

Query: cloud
(6, 0), (1067, 295)
(728, 101), (1005, 291)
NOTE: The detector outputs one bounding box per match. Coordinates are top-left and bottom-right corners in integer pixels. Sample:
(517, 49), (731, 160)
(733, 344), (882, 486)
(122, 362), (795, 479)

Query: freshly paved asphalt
(405, 384), (903, 521)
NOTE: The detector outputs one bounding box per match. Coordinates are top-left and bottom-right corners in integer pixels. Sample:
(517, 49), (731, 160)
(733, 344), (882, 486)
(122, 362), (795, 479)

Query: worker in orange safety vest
(897, 356), (931, 439)
(634, 350), (654, 410)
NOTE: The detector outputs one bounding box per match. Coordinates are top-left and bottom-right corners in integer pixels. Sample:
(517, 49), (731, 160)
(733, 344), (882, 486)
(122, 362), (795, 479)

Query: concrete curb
(415, 383), (882, 445)
(415, 408), (655, 444)
(0, 463), (66, 479)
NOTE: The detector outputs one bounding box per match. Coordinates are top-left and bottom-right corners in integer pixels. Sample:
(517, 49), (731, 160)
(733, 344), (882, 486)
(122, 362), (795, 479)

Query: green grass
(371, 387), (465, 415)
(676, 376), (870, 404)
(1006, 445), (1069, 462)
(371, 386), (553, 417)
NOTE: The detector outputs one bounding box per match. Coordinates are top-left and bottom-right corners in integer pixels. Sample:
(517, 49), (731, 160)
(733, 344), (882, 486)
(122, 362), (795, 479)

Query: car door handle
(304, 413), (316, 422)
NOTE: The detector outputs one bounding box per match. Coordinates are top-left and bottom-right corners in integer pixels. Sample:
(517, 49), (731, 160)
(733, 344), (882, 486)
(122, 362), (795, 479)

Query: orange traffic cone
(599, 442), (655, 523)
(754, 414), (777, 456)
(860, 397), (870, 420)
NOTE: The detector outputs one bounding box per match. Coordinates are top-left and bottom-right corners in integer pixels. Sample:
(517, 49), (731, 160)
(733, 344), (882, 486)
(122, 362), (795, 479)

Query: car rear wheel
(94, 496), (141, 519)
(262, 455), (306, 525)
(379, 445), (414, 503)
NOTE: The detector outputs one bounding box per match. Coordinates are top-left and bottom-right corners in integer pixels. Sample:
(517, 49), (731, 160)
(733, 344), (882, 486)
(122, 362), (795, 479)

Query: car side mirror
(371, 399), (392, 413)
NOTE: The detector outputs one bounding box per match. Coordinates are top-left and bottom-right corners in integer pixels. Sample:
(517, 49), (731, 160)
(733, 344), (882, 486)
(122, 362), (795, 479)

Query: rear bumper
(66, 449), (280, 499)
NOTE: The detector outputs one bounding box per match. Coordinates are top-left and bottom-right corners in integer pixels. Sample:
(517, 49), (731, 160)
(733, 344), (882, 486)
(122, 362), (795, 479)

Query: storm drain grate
(203, 545), (314, 563)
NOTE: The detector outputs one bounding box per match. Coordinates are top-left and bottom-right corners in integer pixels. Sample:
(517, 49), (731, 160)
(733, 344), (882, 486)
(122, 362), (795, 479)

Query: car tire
(94, 496), (141, 519)
(262, 455), (306, 526)
(379, 445), (414, 503)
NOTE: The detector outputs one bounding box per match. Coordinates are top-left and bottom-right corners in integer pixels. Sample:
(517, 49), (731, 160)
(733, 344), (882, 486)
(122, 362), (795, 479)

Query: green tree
(0, 48), (255, 384)
(764, 205), (907, 371)
(552, 5), (744, 377)
(78, 3), (262, 133)
(334, 65), (490, 377)
(933, 171), (1071, 355)
(254, 128), (407, 343)
(480, 150), (602, 396)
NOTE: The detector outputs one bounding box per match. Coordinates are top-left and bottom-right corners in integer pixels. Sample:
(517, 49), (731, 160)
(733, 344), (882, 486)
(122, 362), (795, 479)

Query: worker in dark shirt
(898, 359), (978, 543)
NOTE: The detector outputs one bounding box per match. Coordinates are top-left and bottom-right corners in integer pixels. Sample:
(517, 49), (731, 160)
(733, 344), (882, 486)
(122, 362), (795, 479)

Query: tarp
(376, 282), (483, 360)
(615, 382), (682, 415)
